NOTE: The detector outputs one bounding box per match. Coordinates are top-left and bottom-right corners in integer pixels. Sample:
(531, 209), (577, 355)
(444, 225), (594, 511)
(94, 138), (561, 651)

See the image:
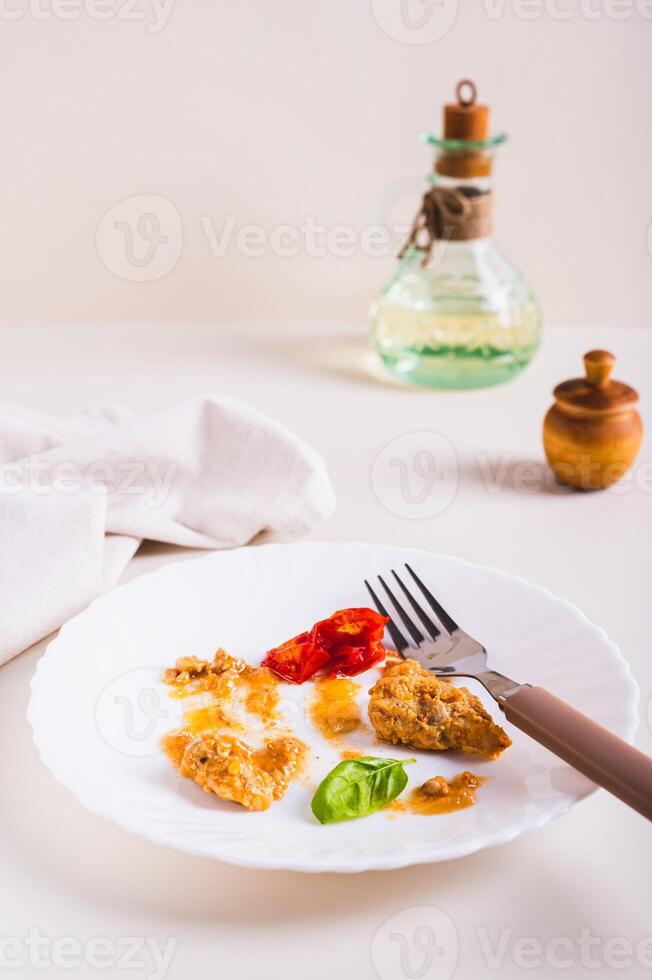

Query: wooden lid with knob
(553, 350), (639, 416)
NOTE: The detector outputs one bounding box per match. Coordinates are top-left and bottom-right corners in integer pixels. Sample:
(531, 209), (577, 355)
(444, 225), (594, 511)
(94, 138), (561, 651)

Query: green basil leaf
(311, 756), (416, 824)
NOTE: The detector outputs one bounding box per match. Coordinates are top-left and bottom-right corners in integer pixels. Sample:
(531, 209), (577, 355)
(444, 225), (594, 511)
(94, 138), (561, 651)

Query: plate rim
(28, 540), (640, 873)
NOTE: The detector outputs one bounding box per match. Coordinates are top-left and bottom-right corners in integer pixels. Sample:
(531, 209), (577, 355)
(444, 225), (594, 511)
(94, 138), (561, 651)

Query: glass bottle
(369, 81), (541, 389)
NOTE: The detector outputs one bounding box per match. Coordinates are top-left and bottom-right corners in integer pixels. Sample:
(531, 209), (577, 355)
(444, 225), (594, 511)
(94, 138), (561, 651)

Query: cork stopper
(443, 80), (490, 141)
(437, 80), (493, 179)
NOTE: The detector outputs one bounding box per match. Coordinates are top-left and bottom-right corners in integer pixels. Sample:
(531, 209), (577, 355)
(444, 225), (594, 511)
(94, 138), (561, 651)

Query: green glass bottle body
(369, 139), (541, 389)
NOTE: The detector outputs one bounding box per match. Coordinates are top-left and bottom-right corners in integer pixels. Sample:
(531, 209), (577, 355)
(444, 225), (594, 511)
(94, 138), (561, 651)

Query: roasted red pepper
(262, 608), (388, 683)
(261, 630), (330, 684)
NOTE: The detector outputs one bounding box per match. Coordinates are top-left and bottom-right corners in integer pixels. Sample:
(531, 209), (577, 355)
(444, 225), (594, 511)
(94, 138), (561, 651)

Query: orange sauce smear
(183, 704), (243, 735)
(243, 666), (281, 724)
(387, 798), (408, 814)
(165, 654), (281, 733)
(408, 772), (486, 816)
(309, 677), (361, 741)
(252, 739), (309, 800)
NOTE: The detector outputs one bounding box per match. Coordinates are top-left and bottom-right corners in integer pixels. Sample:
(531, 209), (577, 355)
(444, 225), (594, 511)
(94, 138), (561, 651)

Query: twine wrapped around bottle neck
(399, 186), (494, 264)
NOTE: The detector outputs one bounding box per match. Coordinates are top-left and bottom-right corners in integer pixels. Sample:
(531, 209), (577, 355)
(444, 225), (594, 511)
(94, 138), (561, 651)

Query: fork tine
(364, 579), (409, 654)
(391, 569), (441, 639)
(378, 575), (424, 646)
(405, 563), (459, 634)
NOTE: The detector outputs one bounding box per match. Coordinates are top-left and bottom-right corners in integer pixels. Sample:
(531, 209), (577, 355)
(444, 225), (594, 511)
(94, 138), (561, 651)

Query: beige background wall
(1, 0), (650, 327)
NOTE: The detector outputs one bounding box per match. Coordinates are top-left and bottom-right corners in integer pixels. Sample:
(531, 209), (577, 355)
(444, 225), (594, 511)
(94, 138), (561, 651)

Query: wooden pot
(543, 350), (642, 491)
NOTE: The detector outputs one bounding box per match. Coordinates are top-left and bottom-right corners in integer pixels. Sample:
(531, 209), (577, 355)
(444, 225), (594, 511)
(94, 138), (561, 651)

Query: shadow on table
(457, 456), (575, 498)
(238, 328), (424, 393)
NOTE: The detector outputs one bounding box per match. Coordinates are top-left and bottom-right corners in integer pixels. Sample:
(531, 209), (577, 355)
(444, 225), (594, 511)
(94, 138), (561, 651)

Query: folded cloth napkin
(0, 396), (336, 666)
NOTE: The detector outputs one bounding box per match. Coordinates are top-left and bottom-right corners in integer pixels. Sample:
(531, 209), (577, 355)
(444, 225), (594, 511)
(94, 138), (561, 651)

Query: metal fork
(365, 564), (652, 821)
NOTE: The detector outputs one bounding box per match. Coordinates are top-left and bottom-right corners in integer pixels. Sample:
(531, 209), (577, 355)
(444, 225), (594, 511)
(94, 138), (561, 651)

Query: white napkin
(0, 396), (336, 666)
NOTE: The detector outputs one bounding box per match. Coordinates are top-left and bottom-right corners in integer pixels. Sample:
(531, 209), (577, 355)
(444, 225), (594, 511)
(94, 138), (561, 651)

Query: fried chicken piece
(368, 659), (511, 760)
(421, 771), (481, 797)
(162, 729), (306, 812)
(164, 731), (273, 811)
(163, 649), (248, 686)
(421, 775), (451, 797)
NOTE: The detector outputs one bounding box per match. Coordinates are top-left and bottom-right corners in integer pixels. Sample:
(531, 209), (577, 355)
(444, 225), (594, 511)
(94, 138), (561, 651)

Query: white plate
(29, 542), (638, 873)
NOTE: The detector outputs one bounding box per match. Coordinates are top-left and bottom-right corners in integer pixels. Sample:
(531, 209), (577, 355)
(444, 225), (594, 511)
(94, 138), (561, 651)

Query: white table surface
(1, 322), (651, 980)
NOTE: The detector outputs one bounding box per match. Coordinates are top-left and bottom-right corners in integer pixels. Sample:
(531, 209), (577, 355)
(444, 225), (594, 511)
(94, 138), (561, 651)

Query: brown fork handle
(502, 686), (652, 821)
